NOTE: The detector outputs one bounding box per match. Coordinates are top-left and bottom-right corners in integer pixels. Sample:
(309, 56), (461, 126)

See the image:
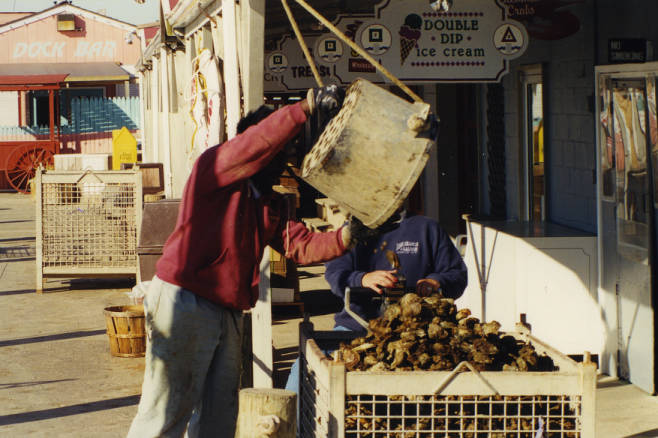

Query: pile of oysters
(332, 292), (555, 372)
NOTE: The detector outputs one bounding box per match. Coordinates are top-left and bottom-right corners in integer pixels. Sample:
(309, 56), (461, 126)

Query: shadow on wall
(457, 220), (608, 371)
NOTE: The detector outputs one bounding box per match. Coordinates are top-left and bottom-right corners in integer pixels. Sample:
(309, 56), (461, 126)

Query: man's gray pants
(127, 276), (243, 438)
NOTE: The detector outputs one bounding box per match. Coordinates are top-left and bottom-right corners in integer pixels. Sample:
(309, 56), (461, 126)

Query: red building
(0, 2), (155, 191)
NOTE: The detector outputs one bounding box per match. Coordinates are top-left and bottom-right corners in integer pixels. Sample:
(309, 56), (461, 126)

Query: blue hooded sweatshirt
(325, 214), (468, 332)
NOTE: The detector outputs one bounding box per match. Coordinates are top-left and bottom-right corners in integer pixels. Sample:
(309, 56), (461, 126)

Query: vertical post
(240, 0), (265, 113)
(328, 359), (346, 438)
(48, 89), (55, 142)
(159, 48), (173, 197)
(35, 168), (43, 294)
(580, 354), (597, 438)
(222, 0), (241, 139)
(17, 90), (22, 126)
(134, 169), (143, 282)
(32, 93), (37, 126)
(151, 58), (160, 164)
(252, 247), (274, 388)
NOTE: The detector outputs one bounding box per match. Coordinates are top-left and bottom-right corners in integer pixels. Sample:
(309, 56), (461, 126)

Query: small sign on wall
(608, 38), (653, 64)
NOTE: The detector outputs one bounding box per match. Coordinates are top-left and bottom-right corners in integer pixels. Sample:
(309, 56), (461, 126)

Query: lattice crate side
(299, 323), (349, 438)
(299, 324), (596, 438)
(36, 170), (142, 291)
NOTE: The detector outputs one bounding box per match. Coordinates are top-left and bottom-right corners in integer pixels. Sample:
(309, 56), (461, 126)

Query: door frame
(595, 62), (658, 393)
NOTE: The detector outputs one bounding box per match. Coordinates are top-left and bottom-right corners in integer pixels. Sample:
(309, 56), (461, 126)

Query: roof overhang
(0, 62), (132, 85)
(0, 74), (68, 86)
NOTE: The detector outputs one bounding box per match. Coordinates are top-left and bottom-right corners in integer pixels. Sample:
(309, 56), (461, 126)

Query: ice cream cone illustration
(399, 14), (422, 65)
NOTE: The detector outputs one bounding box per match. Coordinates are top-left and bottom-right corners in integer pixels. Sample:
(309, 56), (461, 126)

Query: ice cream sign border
(264, 0), (528, 90)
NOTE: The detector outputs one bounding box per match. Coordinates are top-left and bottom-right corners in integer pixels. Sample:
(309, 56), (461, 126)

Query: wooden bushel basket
(104, 305), (146, 358)
(301, 78), (434, 228)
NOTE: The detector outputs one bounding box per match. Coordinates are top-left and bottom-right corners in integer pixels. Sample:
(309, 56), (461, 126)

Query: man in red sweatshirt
(127, 86), (355, 438)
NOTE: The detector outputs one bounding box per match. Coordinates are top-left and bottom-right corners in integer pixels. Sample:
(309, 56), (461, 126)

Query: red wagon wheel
(5, 144), (54, 193)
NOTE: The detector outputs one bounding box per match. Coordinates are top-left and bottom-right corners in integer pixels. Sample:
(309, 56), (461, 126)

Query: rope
(280, 0), (323, 87)
(281, 0), (424, 103)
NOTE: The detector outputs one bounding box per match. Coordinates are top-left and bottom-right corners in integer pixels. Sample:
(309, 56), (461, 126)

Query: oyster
(333, 291), (554, 374)
(399, 293), (423, 319)
(455, 308), (471, 320)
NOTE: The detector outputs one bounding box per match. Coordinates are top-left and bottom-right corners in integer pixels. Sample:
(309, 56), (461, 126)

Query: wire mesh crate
(35, 168), (142, 292)
(298, 321), (596, 438)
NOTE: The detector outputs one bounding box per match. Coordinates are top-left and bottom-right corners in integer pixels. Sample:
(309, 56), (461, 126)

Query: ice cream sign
(360, 0), (528, 82)
(264, 0), (528, 90)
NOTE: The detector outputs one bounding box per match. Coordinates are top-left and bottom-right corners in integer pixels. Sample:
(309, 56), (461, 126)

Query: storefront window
(612, 80), (649, 259)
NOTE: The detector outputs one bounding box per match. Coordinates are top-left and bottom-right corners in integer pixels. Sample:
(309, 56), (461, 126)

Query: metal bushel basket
(301, 78), (435, 228)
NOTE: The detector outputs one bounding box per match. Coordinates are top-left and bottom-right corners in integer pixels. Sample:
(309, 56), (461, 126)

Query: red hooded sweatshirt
(156, 102), (346, 310)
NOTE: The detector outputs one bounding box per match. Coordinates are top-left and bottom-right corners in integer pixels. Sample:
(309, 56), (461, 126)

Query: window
(520, 65), (545, 221)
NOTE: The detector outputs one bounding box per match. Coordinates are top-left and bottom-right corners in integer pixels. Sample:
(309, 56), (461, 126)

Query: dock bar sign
(264, 0), (528, 90)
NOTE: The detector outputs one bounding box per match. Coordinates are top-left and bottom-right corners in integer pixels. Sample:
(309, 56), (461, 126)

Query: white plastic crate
(35, 168), (142, 292)
(298, 321), (596, 438)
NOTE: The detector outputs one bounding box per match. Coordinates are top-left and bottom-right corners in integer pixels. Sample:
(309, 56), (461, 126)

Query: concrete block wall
(501, 0), (597, 232)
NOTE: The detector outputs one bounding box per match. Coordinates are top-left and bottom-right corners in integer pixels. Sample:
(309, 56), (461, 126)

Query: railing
(0, 96), (141, 154)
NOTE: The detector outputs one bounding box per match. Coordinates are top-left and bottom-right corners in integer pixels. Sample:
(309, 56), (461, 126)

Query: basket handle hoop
(280, 0), (424, 103)
(434, 361), (500, 395)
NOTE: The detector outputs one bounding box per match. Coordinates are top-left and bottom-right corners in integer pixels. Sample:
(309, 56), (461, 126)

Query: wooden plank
(222, 0), (241, 139)
(580, 360), (598, 438)
(35, 168), (43, 293)
(240, 0), (265, 113)
(159, 47), (173, 197)
(210, 16), (224, 60)
(345, 371), (583, 396)
(134, 170), (143, 283)
(252, 246), (273, 388)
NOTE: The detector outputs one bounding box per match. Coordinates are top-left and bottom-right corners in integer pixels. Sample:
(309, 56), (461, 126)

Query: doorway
(596, 65), (657, 394)
(520, 64), (545, 221)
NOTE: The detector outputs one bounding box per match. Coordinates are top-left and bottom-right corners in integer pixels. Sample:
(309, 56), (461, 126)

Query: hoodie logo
(396, 241), (419, 255)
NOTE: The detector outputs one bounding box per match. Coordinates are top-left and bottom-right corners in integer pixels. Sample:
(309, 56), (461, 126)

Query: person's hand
(306, 85), (345, 119)
(362, 270), (398, 295)
(416, 278), (440, 297)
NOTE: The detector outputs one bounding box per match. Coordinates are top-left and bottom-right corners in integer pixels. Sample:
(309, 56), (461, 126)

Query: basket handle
(280, 0), (424, 103)
(434, 361), (500, 395)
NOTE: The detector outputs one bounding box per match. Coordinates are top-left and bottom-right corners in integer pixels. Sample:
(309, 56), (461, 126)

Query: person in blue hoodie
(326, 209), (468, 334)
(285, 209), (467, 393)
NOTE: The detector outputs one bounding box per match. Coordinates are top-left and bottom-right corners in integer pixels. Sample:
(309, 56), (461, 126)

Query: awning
(0, 62), (132, 85)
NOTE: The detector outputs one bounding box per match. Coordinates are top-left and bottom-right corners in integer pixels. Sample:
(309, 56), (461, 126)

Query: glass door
(604, 77), (655, 393)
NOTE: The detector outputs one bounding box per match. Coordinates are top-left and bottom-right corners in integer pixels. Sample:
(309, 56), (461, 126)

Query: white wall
(0, 91), (19, 126)
(500, 1), (597, 232)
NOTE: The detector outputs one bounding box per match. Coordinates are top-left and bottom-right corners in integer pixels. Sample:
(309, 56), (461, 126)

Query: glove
(426, 113), (440, 141)
(345, 216), (375, 248)
(306, 85), (345, 119)
(344, 216), (399, 248)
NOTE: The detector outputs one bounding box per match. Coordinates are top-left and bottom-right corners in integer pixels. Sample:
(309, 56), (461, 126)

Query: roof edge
(0, 2), (137, 35)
